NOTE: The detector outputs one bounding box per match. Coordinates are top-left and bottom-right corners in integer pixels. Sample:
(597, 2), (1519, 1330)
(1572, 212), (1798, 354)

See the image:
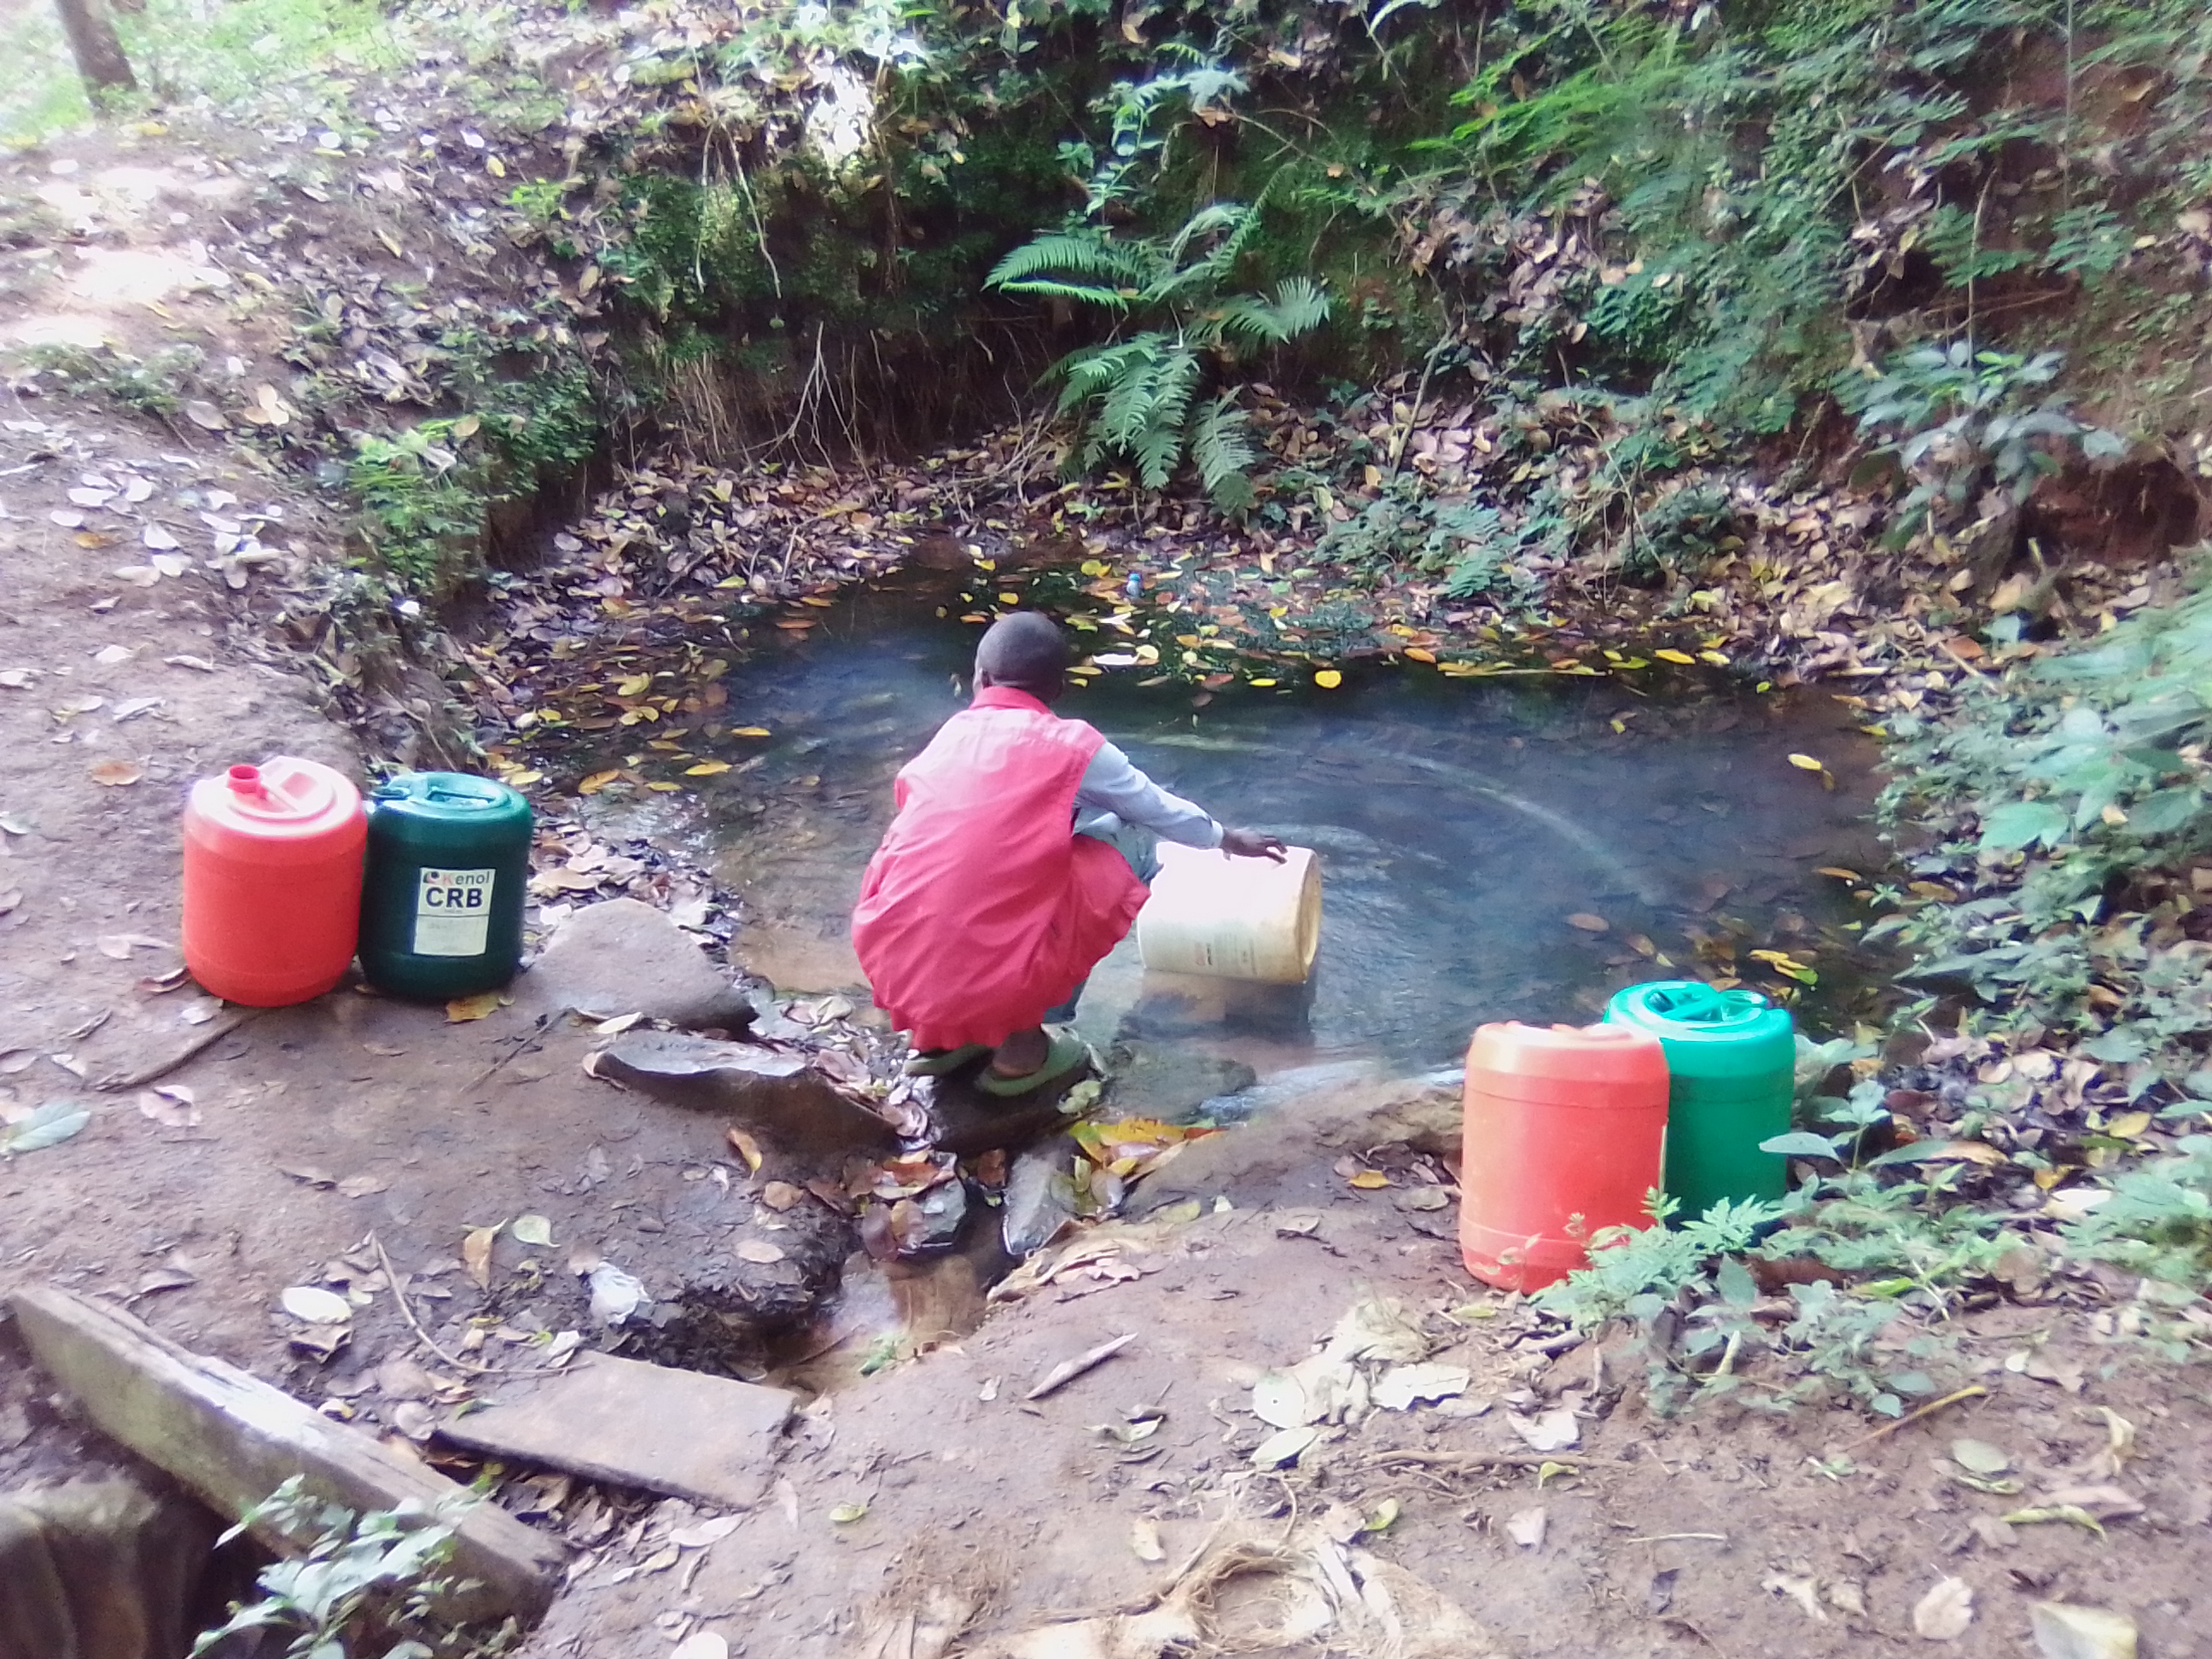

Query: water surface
(643, 577), (1886, 1080)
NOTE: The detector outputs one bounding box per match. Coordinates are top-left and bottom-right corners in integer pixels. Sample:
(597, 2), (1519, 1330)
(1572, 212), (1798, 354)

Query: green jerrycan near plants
(357, 771), (533, 1000)
(1605, 980), (1796, 1219)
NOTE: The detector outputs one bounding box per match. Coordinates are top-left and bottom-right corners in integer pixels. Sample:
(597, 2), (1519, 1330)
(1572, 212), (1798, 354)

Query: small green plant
(988, 201), (1328, 509)
(1836, 343), (2126, 545)
(191, 1476), (510, 1658)
(347, 419), (493, 593)
(20, 342), (206, 418)
(2062, 1135), (2212, 1290)
(1533, 1190), (1783, 1332)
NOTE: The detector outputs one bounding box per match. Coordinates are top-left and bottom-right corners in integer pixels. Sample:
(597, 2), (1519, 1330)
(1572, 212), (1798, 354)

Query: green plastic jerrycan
(358, 771), (533, 1000)
(1605, 980), (1796, 1219)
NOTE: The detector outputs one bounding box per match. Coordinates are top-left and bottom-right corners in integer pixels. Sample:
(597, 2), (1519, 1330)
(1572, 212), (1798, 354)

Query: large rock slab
(1130, 1068), (1462, 1214)
(519, 899), (756, 1030)
(8, 1288), (564, 1622)
(588, 1030), (896, 1159)
(434, 1353), (794, 1511)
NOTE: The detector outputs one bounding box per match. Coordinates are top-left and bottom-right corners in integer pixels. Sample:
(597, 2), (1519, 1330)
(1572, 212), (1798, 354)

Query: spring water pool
(584, 573), (1887, 1085)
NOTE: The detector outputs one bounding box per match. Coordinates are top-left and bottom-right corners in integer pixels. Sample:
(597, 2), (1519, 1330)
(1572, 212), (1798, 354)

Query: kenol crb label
(414, 866), (495, 957)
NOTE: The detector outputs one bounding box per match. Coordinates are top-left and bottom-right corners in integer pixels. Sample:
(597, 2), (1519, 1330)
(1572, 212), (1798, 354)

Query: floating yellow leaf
(2108, 1110), (2153, 1139)
(1654, 649), (1696, 666)
(1567, 912), (1610, 933)
(578, 769), (623, 795)
(1405, 648), (1436, 663)
(685, 760), (732, 776)
(1786, 754), (1826, 772)
(615, 673), (652, 696)
(1249, 678), (1278, 687)
(1080, 560), (1109, 576)
(1314, 669), (1343, 690)
(1348, 1169), (1392, 1190)
(445, 991), (505, 1022)
(998, 591), (1021, 605)
(729, 726), (771, 738)
(1699, 649), (1730, 667)
(1816, 867), (1861, 882)
(646, 781), (682, 793)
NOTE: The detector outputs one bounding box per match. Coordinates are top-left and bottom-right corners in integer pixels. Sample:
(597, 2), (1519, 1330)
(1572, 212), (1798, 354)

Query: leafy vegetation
(192, 1476), (513, 1658)
(989, 203), (1329, 507)
(1876, 576), (2212, 1090)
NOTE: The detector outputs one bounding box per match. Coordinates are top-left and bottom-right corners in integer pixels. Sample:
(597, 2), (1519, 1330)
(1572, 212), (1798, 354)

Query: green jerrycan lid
(1605, 979), (1794, 1076)
(370, 771), (529, 818)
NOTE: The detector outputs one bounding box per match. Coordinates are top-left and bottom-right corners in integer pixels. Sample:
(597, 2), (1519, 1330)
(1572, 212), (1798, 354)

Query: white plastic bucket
(1136, 843), (1321, 984)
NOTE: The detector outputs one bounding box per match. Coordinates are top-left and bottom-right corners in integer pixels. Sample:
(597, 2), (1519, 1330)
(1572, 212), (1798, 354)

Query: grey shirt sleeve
(1076, 742), (1223, 848)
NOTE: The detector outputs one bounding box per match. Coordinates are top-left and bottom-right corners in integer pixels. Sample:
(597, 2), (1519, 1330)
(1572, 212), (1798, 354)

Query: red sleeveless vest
(851, 686), (1149, 1051)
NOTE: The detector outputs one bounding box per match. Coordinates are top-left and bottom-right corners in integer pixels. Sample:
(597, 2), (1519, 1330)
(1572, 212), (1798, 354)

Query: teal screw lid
(1604, 980), (1795, 1080)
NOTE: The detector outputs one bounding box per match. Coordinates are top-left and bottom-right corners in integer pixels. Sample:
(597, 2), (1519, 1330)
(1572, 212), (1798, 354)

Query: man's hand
(1220, 827), (1288, 862)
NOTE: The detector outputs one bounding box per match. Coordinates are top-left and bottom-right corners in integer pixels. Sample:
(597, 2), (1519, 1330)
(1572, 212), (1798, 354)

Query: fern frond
(1266, 276), (1330, 336)
(1097, 336), (1178, 448)
(1166, 201), (1251, 265)
(998, 277), (1136, 311)
(987, 232), (1144, 294)
(1214, 277), (1331, 345)
(1144, 346), (1201, 443)
(1188, 392), (1257, 509)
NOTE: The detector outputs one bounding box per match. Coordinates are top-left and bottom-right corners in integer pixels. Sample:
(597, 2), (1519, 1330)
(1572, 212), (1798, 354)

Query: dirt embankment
(1, 76), (2208, 1659)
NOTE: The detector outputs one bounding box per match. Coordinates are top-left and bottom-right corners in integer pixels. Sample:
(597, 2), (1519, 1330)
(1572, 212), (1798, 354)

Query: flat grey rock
(589, 1030), (896, 1159)
(519, 899), (755, 1030)
(435, 1353), (794, 1511)
(1106, 1048), (1256, 1123)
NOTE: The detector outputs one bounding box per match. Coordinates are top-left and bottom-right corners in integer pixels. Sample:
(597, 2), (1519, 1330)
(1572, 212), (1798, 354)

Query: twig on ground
(366, 1230), (562, 1379)
(94, 1010), (257, 1091)
(1831, 1384), (1988, 1453)
(1024, 1332), (1136, 1400)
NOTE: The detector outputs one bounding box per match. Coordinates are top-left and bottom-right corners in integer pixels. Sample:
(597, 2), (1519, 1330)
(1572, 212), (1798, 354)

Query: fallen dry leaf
(1912, 1576), (1975, 1640)
(463, 1222), (503, 1289)
(734, 1238), (786, 1265)
(88, 760), (144, 787)
(445, 991), (504, 1022)
(726, 1126), (765, 1173)
(1566, 911), (1609, 932)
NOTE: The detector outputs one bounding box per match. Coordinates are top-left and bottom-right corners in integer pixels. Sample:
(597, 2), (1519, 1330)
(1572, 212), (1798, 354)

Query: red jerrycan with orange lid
(183, 757), (367, 1006)
(1460, 1021), (1670, 1292)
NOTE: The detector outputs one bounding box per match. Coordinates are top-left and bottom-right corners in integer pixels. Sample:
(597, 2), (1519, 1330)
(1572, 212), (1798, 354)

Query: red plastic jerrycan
(183, 758), (367, 1006)
(1460, 1022), (1670, 1291)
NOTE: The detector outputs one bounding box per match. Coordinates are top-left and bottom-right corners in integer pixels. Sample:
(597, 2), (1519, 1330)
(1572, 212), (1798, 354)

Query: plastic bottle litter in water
(1605, 980), (1796, 1217)
(357, 771), (533, 1000)
(1459, 1021), (1669, 1291)
(182, 758), (366, 1007)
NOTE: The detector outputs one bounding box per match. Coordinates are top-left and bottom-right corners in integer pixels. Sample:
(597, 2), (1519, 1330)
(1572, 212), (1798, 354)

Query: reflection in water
(662, 574), (1884, 1076)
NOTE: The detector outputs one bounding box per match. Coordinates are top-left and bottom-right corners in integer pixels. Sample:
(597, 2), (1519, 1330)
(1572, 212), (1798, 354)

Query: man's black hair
(975, 612), (1068, 695)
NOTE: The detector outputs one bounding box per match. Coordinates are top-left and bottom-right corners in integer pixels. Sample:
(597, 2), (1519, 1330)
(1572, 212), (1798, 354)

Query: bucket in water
(1135, 842), (1321, 984)
(1459, 1021), (1669, 1291)
(358, 771), (533, 1000)
(1605, 980), (1796, 1219)
(182, 757), (366, 1007)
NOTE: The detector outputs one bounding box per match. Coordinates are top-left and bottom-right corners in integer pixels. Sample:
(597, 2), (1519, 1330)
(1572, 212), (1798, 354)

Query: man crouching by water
(852, 612), (1285, 1095)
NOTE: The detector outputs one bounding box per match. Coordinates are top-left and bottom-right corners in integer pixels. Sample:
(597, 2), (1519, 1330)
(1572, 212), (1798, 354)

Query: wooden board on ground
(7, 1287), (565, 1621)
(434, 1350), (795, 1510)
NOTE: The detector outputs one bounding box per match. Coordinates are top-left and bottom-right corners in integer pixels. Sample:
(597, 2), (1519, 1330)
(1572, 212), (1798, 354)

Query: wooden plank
(434, 1350), (794, 1511)
(8, 1287), (565, 1622)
